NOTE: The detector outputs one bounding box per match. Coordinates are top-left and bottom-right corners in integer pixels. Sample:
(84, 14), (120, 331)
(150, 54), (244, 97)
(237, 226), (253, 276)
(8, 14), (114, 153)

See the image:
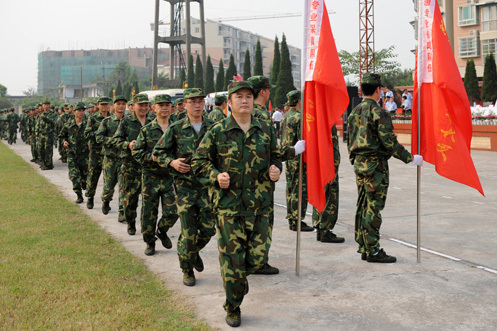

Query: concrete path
(4, 135), (497, 330)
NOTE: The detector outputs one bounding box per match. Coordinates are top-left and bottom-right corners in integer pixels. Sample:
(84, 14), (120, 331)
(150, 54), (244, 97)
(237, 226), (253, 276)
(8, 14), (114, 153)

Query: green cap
(127, 101), (133, 107)
(214, 94), (227, 104)
(247, 75), (275, 90)
(361, 73), (385, 87)
(133, 94), (150, 104)
(55, 106), (59, 110)
(42, 99), (51, 104)
(152, 94), (172, 104)
(175, 98), (184, 106)
(286, 90), (301, 105)
(87, 103), (95, 108)
(228, 81), (255, 96)
(183, 88), (205, 99)
(113, 95), (127, 103)
(73, 102), (86, 111)
(97, 96), (112, 104)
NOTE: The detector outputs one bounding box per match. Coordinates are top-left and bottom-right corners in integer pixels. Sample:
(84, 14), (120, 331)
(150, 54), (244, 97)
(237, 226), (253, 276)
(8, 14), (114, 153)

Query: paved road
(5, 134), (497, 330)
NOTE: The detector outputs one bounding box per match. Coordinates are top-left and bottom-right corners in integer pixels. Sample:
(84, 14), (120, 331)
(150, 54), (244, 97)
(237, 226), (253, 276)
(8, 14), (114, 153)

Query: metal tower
(152, 0), (206, 88)
(359, 0), (374, 82)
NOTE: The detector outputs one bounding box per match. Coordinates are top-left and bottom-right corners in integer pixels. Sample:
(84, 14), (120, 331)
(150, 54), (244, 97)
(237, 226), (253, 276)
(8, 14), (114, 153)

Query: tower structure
(359, 0), (375, 82)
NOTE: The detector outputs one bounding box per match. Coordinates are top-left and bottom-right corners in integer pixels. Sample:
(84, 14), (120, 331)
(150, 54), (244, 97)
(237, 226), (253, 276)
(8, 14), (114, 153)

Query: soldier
(170, 98), (186, 123)
(153, 88), (215, 287)
(27, 107), (38, 162)
(38, 100), (57, 170)
(84, 96), (111, 209)
(347, 73), (423, 263)
(56, 105), (72, 163)
(311, 125), (345, 243)
(95, 96), (126, 223)
(7, 108), (19, 145)
(113, 94), (152, 235)
(247, 75), (274, 122)
(59, 102), (89, 203)
(132, 94), (179, 255)
(207, 94), (227, 123)
(279, 91), (313, 231)
(192, 81), (283, 328)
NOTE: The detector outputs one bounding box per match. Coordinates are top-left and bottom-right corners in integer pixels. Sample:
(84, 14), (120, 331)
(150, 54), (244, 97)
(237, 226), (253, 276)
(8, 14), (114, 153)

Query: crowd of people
(3, 73), (422, 328)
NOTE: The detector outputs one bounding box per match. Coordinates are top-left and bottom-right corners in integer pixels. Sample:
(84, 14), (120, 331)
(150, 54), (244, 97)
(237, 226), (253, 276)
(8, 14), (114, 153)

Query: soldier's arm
(192, 128), (220, 187)
(95, 120), (108, 145)
(131, 128), (149, 165)
(152, 126), (177, 168)
(376, 109), (413, 163)
(113, 119), (130, 152)
(84, 117), (95, 140)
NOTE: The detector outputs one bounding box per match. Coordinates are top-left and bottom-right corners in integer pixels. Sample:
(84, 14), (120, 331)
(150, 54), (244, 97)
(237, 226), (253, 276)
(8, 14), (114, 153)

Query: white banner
(303, 0), (324, 81)
(417, 0), (436, 85)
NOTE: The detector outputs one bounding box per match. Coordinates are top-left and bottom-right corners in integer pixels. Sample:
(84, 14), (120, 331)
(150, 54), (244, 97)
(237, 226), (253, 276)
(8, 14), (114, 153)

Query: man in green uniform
(192, 81), (283, 327)
(59, 102), (89, 203)
(347, 73), (423, 263)
(207, 94), (227, 123)
(84, 96), (111, 209)
(247, 75), (274, 122)
(132, 94), (179, 255)
(7, 108), (19, 145)
(153, 88), (215, 287)
(38, 100), (57, 170)
(170, 98), (186, 123)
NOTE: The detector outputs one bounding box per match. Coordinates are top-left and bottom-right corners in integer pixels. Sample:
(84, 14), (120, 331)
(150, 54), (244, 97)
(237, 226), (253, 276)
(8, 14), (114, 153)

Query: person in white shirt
(402, 89), (413, 102)
(401, 95), (412, 115)
(385, 96), (397, 115)
(272, 108), (283, 137)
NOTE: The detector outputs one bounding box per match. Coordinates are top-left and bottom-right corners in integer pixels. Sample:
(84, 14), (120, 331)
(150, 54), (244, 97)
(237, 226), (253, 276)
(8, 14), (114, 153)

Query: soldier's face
(43, 103), (50, 111)
(185, 97), (204, 120)
(99, 103), (110, 113)
(134, 103), (149, 117)
(228, 89), (254, 116)
(154, 102), (171, 118)
(177, 104), (185, 112)
(74, 109), (85, 120)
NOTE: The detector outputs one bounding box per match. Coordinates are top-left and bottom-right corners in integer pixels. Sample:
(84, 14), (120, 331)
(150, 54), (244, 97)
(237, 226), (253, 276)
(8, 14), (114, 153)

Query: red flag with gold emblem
(303, 0), (349, 212)
(412, 0), (484, 196)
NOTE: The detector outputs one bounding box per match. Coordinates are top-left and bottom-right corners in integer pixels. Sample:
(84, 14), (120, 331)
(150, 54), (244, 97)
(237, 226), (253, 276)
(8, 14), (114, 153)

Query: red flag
(412, 0), (484, 196)
(269, 100), (273, 112)
(303, 0), (349, 212)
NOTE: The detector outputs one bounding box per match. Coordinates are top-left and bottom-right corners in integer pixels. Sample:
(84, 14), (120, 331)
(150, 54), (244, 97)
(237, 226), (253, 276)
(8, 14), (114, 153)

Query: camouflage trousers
(102, 156), (124, 217)
(30, 136), (38, 160)
(39, 136), (54, 167)
(176, 185), (215, 271)
(86, 150), (103, 198)
(58, 137), (67, 162)
(312, 170), (339, 232)
(217, 209), (269, 312)
(67, 153), (88, 195)
(353, 156), (389, 256)
(120, 161), (141, 226)
(7, 128), (16, 144)
(140, 173), (178, 244)
(285, 160), (308, 225)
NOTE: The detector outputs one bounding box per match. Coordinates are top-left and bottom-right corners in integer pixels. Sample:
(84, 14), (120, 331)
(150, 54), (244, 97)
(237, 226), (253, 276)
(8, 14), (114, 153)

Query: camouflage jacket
(59, 117), (89, 156)
(84, 112), (109, 153)
(95, 113), (122, 159)
(193, 115), (282, 216)
(253, 103), (271, 123)
(39, 110), (57, 137)
(347, 98), (412, 164)
(113, 112), (152, 164)
(279, 107), (301, 162)
(153, 115), (214, 187)
(169, 110), (186, 124)
(207, 106), (226, 123)
(132, 118), (171, 177)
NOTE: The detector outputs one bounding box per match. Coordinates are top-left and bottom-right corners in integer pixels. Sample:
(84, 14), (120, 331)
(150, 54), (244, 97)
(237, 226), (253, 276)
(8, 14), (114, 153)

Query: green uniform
(347, 98), (413, 256)
(56, 113), (73, 162)
(152, 116), (215, 273)
(84, 112), (108, 198)
(207, 106), (227, 123)
(131, 118), (178, 245)
(38, 109), (57, 169)
(253, 103), (271, 123)
(192, 115), (282, 313)
(6, 112), (19, 144)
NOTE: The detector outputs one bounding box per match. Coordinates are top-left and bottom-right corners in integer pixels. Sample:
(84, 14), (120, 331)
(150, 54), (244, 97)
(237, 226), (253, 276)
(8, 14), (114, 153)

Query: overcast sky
(0, 0), (417, 95)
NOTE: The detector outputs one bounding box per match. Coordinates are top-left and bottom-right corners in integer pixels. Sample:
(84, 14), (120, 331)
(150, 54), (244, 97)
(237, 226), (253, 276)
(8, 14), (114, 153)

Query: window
(482, 39), (497, 57)
(459, 37), (479, 57)
(458, 5), (477, 26)
(195, 27), (200, 33)
(481, 5), (497, 31)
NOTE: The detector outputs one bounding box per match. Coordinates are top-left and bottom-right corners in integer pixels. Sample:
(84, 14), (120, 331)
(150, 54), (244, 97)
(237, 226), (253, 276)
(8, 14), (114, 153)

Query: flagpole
(416, 0), (422, 263)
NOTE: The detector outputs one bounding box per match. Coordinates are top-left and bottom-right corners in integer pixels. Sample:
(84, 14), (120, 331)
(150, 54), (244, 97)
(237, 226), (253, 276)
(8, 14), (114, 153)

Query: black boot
(87, 197), (94, 209)
(75, 193), (84, 204)
(102, 201), (111, 215)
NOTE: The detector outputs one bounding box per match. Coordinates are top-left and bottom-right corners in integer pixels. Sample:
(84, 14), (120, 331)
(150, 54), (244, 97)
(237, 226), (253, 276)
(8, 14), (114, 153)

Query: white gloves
(412, 154), (423, 166)
(294, 140), (306, 155)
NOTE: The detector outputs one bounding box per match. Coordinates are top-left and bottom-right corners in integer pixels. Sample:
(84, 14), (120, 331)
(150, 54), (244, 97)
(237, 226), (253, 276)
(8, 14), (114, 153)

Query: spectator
(272, 107), (283, 137)
(385, 96), (397, 115)
(402, 95), (412, 115)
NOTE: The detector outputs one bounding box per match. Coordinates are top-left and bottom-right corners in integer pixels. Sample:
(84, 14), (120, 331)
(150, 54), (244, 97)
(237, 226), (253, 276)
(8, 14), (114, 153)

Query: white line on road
(476, 266), (497, 275)
(473, 201), (485, 205)
(441, 196), (453, 199)
(389, 238), (461, 261)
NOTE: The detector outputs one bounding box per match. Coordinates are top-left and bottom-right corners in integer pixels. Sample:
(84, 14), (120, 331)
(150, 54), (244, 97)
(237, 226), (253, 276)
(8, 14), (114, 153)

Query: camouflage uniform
(207, 106), (227, 123)
(192, 82), (282, 316)
(7, 110), (19, 144)
(347, 95), (413, 256)
(38, 106), (57, 169)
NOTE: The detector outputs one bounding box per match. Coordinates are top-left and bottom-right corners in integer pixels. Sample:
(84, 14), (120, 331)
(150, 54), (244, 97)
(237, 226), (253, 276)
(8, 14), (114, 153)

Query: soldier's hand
(170, 158), (190, 173)
(128, 140), (136, 150)
(152, 155), (157, 162)
(63, 141), (69, 148)
(217, 172), (230, 188)
(269, 164), (281, 182)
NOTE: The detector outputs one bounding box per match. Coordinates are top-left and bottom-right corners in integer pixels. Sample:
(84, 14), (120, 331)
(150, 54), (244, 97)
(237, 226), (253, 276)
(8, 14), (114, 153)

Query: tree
(133, 80), (140, 96)
(109, 62), (131, 86)
(216, 59), (225, 91)
(0, 83), (7, 97)
(481, 54), (497, 103)
(243, 49), (251, 79)
(0, 97), (13, 109)
(179, 68), (187, 88)
(123, 82), (132, 100)
(224, 54), (237, 91)
(254, 40), (263, 76)
(274, 34), (296, 107)
(194, 55), (204, 90)
(205, 55), (215, 94)
(187, 55), (195, 89)
(270, 36), (280, 104)
(464, 59), (480, 103)
(127, 69), (139, 88)
(382, 68), (414, 89)
(115, 80), (123, 96)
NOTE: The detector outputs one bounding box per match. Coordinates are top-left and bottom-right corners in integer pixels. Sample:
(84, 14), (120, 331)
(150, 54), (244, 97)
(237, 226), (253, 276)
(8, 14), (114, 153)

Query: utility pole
(359, 0), (375, 81)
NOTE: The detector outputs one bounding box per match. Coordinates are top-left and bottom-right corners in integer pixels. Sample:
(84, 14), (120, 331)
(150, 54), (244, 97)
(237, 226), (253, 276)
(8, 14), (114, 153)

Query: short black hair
(253, 89), (262, 99)
(361, 83), (379, 96)
(215, 99), (225, 106)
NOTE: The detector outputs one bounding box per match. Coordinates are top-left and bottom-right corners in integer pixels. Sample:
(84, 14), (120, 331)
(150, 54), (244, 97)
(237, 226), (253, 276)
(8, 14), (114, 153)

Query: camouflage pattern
(192, 114), (282, 312)
(253, 103), (271, 123)
(56, 112), (73, 162)
(152, 115), (215, 272)
(38, 108), (57, 168)
(84, 111), (108, 198)
(247, 75), (275, 90)
(27, 113), (38, 161)
(362, 73), (385, 86)
(132, 118), (178, 245)
(170, 109), (186, 123)
(207, 106), (226, 123)
(7, 111), (19, 144)
(183, 88), (206, 99)
(347, 97), (413, 256)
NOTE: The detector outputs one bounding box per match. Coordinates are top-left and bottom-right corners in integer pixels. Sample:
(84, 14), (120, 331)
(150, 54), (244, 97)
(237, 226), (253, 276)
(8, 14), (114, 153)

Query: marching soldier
(207, 94), (227, 123)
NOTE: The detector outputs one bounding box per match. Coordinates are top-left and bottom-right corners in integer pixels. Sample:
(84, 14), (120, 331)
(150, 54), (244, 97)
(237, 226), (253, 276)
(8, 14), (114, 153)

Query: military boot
(252, 263), (279, 275)
(182, 269), (196, 286)
(102, 201), (111, 215)
(127, 222), (136, 236)
(75, 193), (84, 204)
(290, 221), (314, 232)
(86, 197), (94, 209)
(156, 229), (172, 249)
(194, 253), (204, 272)
(317, 230), (345, 243)
(367, 249), (397, 263)
(144, 242), (156, 256)
(225, 307), (241, 327)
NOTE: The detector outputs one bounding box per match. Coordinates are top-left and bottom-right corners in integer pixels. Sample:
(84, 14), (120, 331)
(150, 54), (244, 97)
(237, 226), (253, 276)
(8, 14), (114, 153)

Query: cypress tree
(243, 48), (252, 79)
(115, 79), (123, 96)
(194, 55), (204, 90)
(205, 55), (215, 94)
(224, 54), (237, 91)
(179, 68), (186, 88)
(216, 59), (225, 92)
(464, 59), (480, 103)
(270, 35), (280, 104)
(254, 40), (263, 76)
(123, 82), (132, 100)
(481, 53), (497, 103)
(187, 54), (195, 89)
(274, 34), (296, 107)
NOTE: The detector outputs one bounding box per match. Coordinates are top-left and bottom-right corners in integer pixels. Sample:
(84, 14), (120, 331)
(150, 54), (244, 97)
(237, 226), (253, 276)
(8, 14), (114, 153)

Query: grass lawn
(0, 143), (209, 330)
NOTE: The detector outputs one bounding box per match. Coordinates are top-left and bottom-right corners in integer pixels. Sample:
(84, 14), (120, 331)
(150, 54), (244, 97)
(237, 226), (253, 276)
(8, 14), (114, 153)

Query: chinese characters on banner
(418, 0), (435, 83)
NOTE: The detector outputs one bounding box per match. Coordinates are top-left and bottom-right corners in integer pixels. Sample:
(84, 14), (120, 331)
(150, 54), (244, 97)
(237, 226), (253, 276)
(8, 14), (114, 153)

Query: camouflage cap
(286, 90), (301, 105)
(183, 88), (205, 99)
(228, 81), (255, 96)
(55, 106), (59, 110)
(133, 93), (150, 104)
(113, 95), (127, 103)
(214, 94), (227, 104)
(152, 94), (172, 105)
(247, 75), (275, 90)
(97, 96), (112, 104)
(174, 98), (184, 105)
(42, 99), (51, 104)
(73, 101), (86, 111)
(361, 73), (385, 87)
(126, 101), (133, 107)
(87, 103), (95, 107)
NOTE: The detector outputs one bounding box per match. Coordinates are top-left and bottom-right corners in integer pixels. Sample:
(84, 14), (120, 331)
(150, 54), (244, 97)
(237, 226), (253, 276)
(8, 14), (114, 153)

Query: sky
(0, 0), (417, 95)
